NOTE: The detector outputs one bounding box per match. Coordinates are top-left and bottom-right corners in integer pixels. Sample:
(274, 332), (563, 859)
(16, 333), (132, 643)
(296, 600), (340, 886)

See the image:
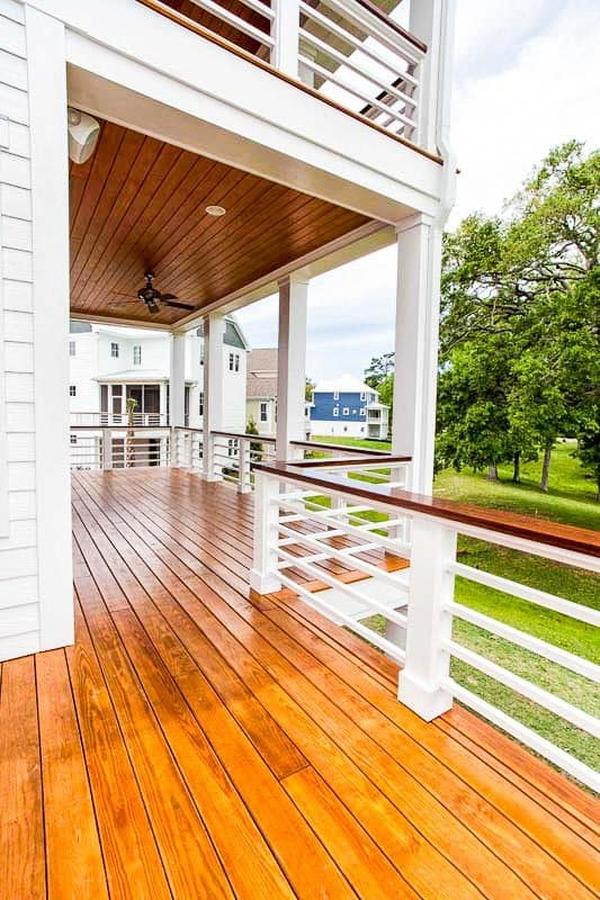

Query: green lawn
(312, 436), (599, 775)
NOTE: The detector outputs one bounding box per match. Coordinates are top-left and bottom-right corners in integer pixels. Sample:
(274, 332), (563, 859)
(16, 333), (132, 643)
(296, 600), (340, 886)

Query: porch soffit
(70, 119), (372, 327)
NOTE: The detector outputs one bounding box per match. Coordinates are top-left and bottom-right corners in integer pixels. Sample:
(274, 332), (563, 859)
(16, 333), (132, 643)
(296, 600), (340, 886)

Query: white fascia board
(30, 0), (445, 221)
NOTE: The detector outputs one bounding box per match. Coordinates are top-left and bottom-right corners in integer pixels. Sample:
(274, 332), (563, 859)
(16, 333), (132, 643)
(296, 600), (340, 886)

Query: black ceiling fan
(110, 272), (196, 314)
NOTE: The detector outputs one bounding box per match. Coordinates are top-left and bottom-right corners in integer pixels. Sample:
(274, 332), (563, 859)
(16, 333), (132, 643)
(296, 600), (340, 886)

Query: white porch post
(169, 331), (186, 427)
(398, 516), (455, 719)
(272, 0), (300, 76)
(27, 7), (72, 654)
(392, 214), (443, 495)
(202, 313), (225, 480)
(276, 274), (308, 460)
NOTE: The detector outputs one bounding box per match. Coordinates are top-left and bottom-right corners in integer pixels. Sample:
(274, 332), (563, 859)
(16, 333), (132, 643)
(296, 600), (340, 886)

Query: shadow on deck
(1, 469), (598, 898)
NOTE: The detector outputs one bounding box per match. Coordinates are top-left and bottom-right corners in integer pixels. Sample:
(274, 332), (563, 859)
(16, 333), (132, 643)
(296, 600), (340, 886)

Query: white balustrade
(251, 459), (600, 792)
(141, 0), (428, 147)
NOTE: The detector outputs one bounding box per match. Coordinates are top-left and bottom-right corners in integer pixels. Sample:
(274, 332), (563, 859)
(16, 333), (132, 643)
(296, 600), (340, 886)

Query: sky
(236, 0), (600, 382)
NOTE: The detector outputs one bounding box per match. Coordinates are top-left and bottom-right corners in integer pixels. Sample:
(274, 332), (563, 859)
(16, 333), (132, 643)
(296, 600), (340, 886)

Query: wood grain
(1, 468), (598, 899)
(69, 120), (370, 325)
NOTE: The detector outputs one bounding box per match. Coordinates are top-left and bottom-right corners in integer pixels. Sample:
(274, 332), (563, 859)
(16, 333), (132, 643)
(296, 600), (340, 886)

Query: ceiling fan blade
(160, 293), (178, 301)
(163, 299), (196, 311)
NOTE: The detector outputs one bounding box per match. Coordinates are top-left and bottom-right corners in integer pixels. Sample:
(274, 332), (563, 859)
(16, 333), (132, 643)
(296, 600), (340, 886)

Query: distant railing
(138, 0), (432, 152)
(69, 425), (203, 471)
(70, 411), (169, 427)
(209, 430), (276, 493)
(250, 457), (600, 792)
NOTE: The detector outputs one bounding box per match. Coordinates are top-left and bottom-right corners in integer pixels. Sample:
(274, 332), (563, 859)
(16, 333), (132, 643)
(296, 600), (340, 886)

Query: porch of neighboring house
(1, 467), (597, 899)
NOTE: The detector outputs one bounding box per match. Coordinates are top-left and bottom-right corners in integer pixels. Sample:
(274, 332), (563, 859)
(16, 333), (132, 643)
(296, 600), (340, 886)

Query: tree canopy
(436, 141), (599, 493)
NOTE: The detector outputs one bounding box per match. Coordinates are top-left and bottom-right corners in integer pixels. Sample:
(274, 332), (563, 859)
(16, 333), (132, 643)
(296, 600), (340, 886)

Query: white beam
(202, 314), (225, 479)
(27, 6), (73, 651)
(392, 214), (443, 495)
(169, 332), (186, 427)
(276, 275), (308, 459)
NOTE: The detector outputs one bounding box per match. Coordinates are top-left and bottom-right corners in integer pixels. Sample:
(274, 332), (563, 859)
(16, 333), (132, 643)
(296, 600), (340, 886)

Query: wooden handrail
(290, 454), (411, 468)
(211, 429), (276, 442)
(253, 460), (600, 559)
(290, 438), (393, 457)
(354, 0), (427, 53)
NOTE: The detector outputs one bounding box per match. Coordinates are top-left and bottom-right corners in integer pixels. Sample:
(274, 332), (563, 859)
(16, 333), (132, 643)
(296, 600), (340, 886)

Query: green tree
(438, 141), (600, 488)
(365, 352), (394, 388)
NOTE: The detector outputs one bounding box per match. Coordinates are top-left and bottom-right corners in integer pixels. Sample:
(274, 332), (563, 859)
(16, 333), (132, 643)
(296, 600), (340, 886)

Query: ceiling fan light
(205, 205), (226, 217)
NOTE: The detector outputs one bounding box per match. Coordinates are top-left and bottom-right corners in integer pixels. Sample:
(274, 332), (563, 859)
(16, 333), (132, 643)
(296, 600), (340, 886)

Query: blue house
(310, 375), (390, 440)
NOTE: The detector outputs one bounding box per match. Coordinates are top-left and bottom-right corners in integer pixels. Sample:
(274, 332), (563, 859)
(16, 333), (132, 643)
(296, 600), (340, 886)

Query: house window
(133, 345), (142, 365)
(227, 438), (239, 458)
(69, 340), (76, 357)
(360, 391), (366, 401)
(333, 407), (339, 417)
(259, 401), (268, 423)
(342, 407), (349, 416)
(360, 408), (366, 416)
(198, 392), (204, 417)
(111, 342), (119, 358)
(333, 391), (339, 400)
(69, 385), (76, 397)
(229, 352), (240, 372)
(70, 434), (77, 445)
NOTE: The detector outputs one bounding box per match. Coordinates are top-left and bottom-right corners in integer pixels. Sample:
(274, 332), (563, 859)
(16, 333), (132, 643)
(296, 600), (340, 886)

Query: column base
(398, 673), (452, 721)
(249, 569), (281, 596)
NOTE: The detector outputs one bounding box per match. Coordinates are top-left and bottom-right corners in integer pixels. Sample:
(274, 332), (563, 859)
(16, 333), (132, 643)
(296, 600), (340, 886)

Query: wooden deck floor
(1, 469), (599, 899)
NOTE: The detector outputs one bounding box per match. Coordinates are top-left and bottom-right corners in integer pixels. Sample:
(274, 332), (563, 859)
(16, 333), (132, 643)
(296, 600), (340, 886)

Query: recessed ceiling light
(205, 205), (226, 217)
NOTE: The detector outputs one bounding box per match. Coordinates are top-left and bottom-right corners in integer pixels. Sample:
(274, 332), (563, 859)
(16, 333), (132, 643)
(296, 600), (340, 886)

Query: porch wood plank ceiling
(2, 470), (597, 898)
(69, 119), (371, 326)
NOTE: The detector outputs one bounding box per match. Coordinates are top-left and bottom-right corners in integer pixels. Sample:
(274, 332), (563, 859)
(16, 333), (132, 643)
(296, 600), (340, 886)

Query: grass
(313, 436), (600, 775)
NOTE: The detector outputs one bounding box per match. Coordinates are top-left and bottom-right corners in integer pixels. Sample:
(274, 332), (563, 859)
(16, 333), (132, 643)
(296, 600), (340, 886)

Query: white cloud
(238, 0), (600, 378)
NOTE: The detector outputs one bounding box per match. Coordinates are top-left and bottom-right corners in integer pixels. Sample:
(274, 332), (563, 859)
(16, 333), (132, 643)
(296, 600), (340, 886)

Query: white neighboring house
(69, 318), (248, 429)
(310, 374), (390, 439)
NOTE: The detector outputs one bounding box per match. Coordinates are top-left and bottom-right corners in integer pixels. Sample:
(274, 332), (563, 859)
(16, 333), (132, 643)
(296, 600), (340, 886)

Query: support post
(276, 275), (308, 461)
(169, 332), (186, 428)
(27, 7), (73, 652)
(272, 0), (300, 76)
(250, 472), (282, 595)
(398, 516), (455, 720)
(392, 214), (443, 495)
(202, 314), (225, 480)
(101, 429), (112, 470)
(238, 438), (252, 493)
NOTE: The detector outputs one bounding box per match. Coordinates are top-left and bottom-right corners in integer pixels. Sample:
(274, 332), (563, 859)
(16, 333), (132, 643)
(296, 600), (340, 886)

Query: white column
(398, 516), (455, 720)
(276, 275), (308, 460)
(272, 0), (300, 76)
(409, 0), (456, 157)
(169, 331), (186, 427)
(392, 214), (443, 495)
(202, 314), (225, 480)
(28, 7), (73, 653)
(249, 471), (282, 595)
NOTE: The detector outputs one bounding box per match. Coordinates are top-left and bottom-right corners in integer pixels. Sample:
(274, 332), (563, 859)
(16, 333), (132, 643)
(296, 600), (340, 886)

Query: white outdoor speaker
(67, 108), (100, 165)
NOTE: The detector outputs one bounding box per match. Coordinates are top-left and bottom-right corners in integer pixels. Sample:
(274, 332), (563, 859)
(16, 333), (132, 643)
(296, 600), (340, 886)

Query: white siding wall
(0, 1), (72, 662)
(222, 347), (247, 430)
(69, 331), (99, 413)
(0, 0), (39, 659)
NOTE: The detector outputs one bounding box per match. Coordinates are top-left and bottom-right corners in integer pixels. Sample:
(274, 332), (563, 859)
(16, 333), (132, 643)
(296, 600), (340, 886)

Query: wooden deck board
(1, 468), (598, 899)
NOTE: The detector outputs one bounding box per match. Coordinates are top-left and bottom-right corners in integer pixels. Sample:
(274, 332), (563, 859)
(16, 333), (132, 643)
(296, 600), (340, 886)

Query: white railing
(140, 0), (430, 148)
(209, 430), (276, 493)
(298, 0), (425, 142)
(250, 459), (600, 792)
(70, 411), (169, 427)
(69, 425), (204, 471)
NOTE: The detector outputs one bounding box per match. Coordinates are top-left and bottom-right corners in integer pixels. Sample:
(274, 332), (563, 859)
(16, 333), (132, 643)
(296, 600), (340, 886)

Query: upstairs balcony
(137, 0), (439, 158)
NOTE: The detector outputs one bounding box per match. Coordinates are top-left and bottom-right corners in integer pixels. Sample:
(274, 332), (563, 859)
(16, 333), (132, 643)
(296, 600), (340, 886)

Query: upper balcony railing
(138, 0), (434, 155)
